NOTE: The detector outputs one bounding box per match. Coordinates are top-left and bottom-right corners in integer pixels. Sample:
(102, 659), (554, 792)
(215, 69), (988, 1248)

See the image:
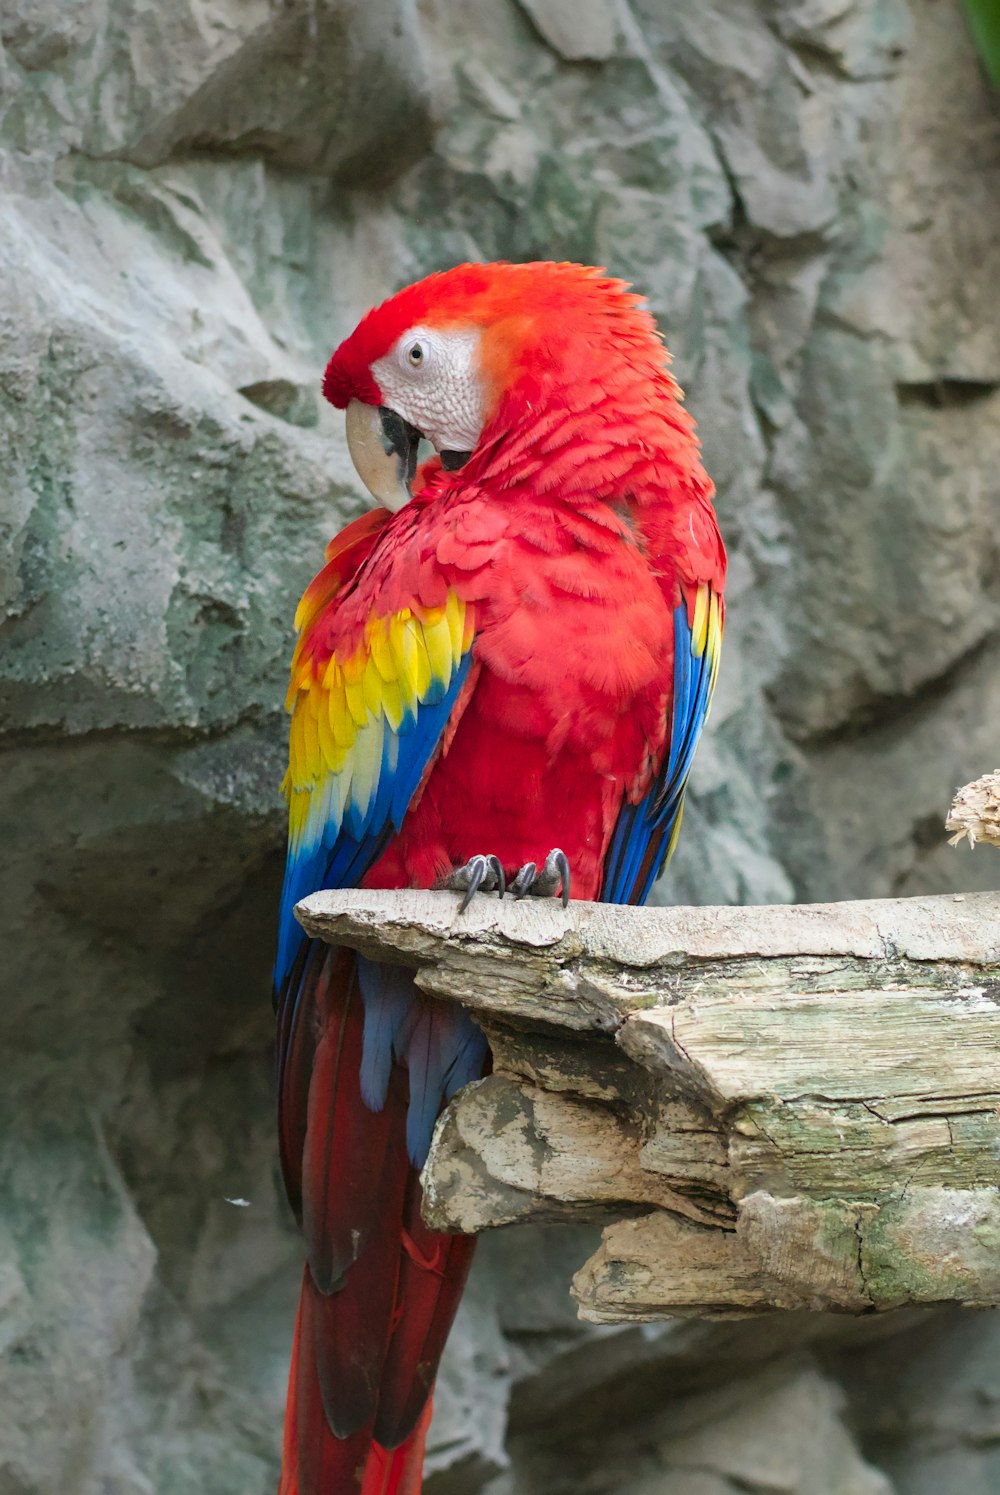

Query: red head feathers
(323, 261), (669, 416)
(322, 261), (705, 511)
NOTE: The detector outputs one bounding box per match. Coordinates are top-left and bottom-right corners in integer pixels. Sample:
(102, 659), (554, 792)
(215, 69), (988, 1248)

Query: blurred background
(1, 0), (999, 1491)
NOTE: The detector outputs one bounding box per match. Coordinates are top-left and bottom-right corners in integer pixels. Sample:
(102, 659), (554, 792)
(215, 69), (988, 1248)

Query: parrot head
(323, 261), (686, 513)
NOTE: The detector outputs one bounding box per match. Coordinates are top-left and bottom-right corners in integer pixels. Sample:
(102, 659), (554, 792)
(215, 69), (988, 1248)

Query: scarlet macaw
(274, 261), (725, 1494)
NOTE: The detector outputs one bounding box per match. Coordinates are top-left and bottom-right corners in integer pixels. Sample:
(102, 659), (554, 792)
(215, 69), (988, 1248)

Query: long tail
(275, 943), (483, 1494)
(279, 1287), (436, 1495)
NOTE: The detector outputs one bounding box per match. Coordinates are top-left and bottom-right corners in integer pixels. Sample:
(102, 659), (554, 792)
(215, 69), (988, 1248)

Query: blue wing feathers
(276, 632), (480, 1163)
(275, 653), (473, 992)
(662, 607), (714, 802)
(601, 599), (717, 907)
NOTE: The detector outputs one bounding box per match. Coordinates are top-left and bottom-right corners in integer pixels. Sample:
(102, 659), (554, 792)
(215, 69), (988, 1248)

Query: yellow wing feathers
(691, 582), (723, 693)
(283, 591), (473, 854)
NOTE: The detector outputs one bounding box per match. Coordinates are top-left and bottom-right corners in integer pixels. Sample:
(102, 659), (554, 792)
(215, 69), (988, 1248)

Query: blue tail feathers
(356, 955), (488, 1167)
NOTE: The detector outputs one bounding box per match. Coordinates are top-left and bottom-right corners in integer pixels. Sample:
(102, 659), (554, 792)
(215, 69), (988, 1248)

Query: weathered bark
(948, 770), (1000, 849)
(298, 886), (1000, 1323)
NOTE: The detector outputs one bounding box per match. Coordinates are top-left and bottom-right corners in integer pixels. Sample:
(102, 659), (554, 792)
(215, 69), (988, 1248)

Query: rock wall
(1, 1), (998, 1492)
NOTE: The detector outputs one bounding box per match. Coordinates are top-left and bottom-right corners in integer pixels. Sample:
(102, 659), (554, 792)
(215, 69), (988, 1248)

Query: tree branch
(297, 886), (1000, 1321)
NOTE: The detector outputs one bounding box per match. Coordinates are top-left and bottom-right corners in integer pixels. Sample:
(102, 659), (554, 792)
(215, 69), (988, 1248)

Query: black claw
(446, 853), (505, 913)
(553, 849), (571, 908)
(510, 849), (571, 907)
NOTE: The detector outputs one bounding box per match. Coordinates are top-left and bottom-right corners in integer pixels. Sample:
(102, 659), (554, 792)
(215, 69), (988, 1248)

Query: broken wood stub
(297, 888), (1000, 1323)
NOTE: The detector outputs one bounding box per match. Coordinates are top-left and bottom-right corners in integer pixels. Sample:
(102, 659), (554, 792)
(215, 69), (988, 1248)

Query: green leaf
(963, 0), (1000, 92)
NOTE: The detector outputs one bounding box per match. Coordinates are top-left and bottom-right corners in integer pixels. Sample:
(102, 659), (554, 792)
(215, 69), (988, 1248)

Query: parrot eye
(371, 324), (484, 465)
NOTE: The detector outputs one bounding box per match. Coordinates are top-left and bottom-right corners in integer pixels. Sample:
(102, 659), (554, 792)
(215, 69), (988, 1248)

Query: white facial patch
(371, 325), (485, 455)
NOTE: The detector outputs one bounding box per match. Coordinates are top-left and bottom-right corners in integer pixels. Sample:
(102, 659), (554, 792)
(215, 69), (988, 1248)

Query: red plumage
(277, 262), (726, 1493)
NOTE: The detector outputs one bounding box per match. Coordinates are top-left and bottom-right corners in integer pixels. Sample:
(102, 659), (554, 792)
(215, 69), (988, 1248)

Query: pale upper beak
(344, 399), (421, 514)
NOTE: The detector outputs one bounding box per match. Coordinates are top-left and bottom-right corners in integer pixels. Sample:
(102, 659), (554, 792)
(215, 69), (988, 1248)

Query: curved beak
(345, 399), (421, 513)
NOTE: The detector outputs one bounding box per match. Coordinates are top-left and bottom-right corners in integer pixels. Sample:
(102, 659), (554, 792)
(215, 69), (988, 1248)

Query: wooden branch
(947, 770), (1000, 848)
(297, 887), (1000, 1322)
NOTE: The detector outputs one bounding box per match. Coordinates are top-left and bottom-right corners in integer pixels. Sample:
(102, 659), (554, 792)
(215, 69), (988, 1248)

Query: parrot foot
(510, 848), (571, 908)
(446, 854), (506, 914)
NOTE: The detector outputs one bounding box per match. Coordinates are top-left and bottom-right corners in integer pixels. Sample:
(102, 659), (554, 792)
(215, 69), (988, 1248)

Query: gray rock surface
(1, 0), (999, 1491)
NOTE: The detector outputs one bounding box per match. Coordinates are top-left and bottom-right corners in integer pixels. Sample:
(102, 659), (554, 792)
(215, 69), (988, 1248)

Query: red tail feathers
(276, 947), (478, 1494)
(360, 1401), (433, 1495)
(279, 1280), (433, 1495)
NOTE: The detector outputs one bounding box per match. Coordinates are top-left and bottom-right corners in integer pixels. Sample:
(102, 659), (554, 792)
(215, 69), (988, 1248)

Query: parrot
(273, 260), (726, 1495)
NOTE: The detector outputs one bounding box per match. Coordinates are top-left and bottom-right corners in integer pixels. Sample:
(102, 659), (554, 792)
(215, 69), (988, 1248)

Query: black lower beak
(378, 407), (422, 490)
